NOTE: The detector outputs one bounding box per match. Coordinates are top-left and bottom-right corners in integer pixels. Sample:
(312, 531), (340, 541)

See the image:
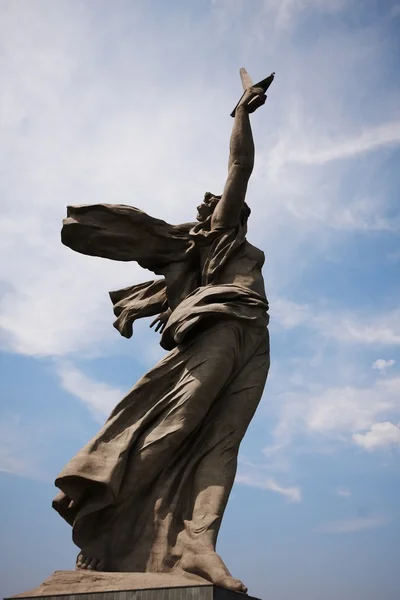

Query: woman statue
(53, 82), (271, 594)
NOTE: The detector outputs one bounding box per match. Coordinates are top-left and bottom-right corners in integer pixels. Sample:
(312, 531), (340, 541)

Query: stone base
(8, 571), (259, 600)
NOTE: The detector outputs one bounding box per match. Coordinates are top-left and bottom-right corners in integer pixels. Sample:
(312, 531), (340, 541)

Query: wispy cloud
(306, 379), (400, 435)
(280, 121), (400, 168)
(259, 0), (346, 31)
(273, 297), (400, 346)
(264, 376), (400, 455)
(353, 421), (400, 451)
(0, 2), (230, 357)
(1, 2), (399, 595)
(372, 359), (396, 373)
(264, 478), (302, 502)
(1, 0), (399, 358)
(56, 361), (123, 421)
(336, 488), (352, 498)
(318, 515), (390, 534)
(236, 467), (301, 502)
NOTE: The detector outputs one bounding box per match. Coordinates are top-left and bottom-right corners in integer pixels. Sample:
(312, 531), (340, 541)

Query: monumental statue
(52, 69), (274, 595)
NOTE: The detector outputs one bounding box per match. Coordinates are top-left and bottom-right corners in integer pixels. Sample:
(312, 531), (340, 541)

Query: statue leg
(174, 330), (270, 592)
(73, 320), (247, 571)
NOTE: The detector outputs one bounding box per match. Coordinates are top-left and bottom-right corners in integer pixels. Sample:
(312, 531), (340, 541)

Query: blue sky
(0, 0), (399, 598)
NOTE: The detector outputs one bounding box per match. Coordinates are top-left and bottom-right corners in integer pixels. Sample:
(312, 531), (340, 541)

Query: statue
(52, 69), (274, 595)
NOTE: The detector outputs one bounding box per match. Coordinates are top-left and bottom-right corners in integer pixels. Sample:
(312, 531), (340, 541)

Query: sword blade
(253, 72), (275, 93)
(239, 67), (253, 90)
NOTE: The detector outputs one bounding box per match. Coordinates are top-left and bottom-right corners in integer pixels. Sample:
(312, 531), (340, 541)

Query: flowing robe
(54, 204), (270, 574)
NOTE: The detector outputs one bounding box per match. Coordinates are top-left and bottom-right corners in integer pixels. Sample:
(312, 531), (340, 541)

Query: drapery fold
(61, 204), (194, 269)
(55, 202), (270, 577)
(109, 279), (167, 339)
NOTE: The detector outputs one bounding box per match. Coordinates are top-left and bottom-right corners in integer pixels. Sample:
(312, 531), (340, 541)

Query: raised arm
(211, 87), (266, 230)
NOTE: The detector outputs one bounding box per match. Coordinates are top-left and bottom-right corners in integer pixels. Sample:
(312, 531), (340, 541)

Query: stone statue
(53, 69), (274, 595)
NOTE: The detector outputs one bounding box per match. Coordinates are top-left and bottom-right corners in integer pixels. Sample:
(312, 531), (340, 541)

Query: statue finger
(150, 317), (159, 328)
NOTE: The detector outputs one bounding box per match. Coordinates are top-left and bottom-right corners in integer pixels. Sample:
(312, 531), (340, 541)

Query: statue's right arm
(211, 106), (254, 230)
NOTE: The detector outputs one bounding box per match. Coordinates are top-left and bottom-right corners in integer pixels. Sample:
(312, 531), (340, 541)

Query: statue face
(196, 192), (220, 222)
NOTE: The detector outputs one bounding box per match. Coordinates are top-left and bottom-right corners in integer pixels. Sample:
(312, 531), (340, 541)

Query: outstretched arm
(211, 87), (265, 230)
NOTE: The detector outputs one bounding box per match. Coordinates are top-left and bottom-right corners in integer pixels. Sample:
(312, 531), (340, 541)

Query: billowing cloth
(62, 204), (194, 269)
(160, 283), (268, 350)
(62, 203), (259, 343)
(61, 203), (245, 282)
(109, 281), (268, 349)
(110, 280), (167, 339)
(54, 318), (269, 573)
(55, 202), (270, 577)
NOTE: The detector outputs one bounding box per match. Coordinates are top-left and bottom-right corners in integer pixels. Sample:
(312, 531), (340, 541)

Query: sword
(230, 68), (275, 117)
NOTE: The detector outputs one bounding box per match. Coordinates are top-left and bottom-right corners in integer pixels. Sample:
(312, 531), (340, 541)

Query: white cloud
(260, 0), (346, 31)
(264, 478), (302, 502)
(236, 469), (301, 502)
(0, 0), (399, 488)
(272, 297), (312, 329)
(281, 121), (400, 168)
(56, 361), (123, 421)
(1, 0), (399, 359)
(264, 376), (400, 454)
(1, 6), (399, 595)
(306, 379), (399, 434)
(372, 359), (396, 373)
(353, 421), (400, 451)
(325, 313), (400, 345)
(0, 2), (230, 357)
(318, 515), (390, 533)
(336, 488), (352, 497)
(272, 297), (400, 346)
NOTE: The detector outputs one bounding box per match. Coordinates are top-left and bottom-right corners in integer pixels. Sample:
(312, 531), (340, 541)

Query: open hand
(150, 308), (171, 334)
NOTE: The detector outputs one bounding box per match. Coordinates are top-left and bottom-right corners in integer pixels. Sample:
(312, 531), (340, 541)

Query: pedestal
(7, 571), (260, 600)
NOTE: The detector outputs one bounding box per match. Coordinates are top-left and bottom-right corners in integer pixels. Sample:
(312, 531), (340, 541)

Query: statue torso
(199, 239), (266, 298)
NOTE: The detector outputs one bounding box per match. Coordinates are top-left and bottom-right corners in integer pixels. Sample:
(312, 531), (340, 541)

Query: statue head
(196, 192), (251, 224)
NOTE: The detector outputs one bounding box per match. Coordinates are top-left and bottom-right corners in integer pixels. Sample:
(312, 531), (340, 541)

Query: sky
(0, 0), (399, 598)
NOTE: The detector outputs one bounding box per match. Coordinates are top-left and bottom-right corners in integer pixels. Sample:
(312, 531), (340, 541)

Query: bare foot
(76, 552), (106, 571)
(180, 549), (247, 594)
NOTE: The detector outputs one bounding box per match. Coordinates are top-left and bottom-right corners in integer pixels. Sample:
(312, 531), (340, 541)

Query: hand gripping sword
(230, 67), (275, 117)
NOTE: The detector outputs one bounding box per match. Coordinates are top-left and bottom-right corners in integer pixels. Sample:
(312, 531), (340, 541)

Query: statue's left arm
(211, 88), (264, 230)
